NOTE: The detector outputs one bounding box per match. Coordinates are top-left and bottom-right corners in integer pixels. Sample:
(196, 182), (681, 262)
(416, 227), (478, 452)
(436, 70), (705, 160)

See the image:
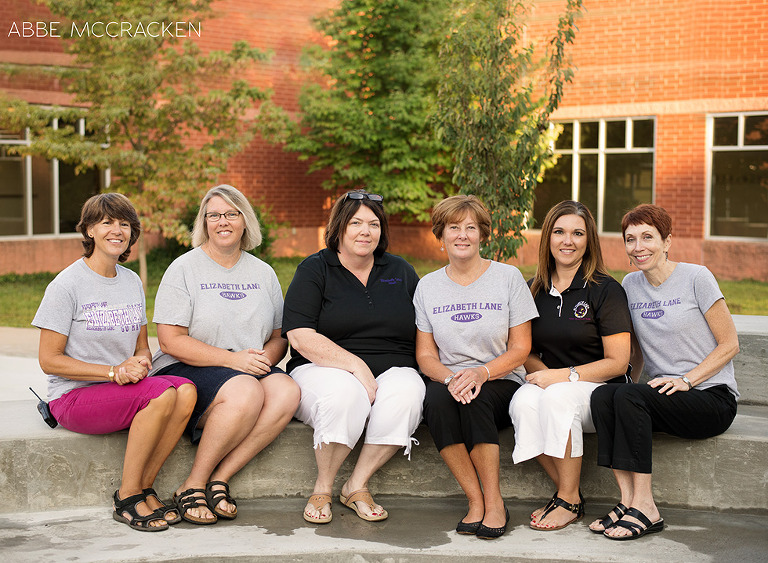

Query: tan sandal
(303, 493), (332, 524)
(339, 488), (388, 522)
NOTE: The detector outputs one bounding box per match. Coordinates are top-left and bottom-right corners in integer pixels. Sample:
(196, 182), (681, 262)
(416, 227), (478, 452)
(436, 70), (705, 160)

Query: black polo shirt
(282, 248), (419, 376)
(529, 267), (632, 383)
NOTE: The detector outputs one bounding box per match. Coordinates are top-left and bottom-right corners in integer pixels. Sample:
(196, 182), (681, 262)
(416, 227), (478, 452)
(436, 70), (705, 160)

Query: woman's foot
(143, 487), (180, 524)
(530, 495), (582, 531)
(589, 502), (628, 533)
(530, 492), (557, 523)
(113, 489), (168, 531)
(206, 481), (237, 519)
(303, 492), (332, 524)
(340, 483), (387, 521)
(173, 486), (217, 524)
(603, 504), (662, 539)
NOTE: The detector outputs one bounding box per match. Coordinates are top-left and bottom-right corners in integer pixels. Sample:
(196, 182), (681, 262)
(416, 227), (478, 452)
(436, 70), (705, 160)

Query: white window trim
(706, 111), (768, 242)
(540, 116), (656, 235)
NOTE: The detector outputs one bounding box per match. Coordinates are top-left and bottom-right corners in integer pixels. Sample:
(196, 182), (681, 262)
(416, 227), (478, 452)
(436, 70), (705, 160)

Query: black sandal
(532, 489), (585, 522)
(530, 496), (584, 531)
(112, 490), (169, 532)
(143, 487), (181, 525)
(173, 487), (217, 525)
(604, 507), (664, 541)
(590, 502), (628, 534)
(205, 480), (238, 520)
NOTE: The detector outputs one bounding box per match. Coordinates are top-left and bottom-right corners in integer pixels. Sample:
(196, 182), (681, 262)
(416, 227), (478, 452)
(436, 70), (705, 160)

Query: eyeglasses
(205, 211), (241, 222)
(345, 192), (383, 203)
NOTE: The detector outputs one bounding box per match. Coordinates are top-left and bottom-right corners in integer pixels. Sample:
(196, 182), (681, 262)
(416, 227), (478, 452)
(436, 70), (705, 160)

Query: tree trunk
(138, 232), (148, 291)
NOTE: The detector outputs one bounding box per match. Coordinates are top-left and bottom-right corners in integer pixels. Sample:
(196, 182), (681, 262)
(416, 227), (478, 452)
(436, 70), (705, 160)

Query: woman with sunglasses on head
(508, 200), (631, 532)
(589, 204), (739, 540)
(151, 184), (300, 525)
(33, 193), (196, 532)
(414, 195), (538, 539)
(283, 189), (425, 524)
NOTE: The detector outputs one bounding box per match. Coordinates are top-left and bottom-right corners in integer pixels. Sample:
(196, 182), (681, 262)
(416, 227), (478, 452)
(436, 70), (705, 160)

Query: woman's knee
(509, 385), (541, 420)
(176, 383), (197, 416)
(216, 375), (266, 414)
(264, 373), (301, 412)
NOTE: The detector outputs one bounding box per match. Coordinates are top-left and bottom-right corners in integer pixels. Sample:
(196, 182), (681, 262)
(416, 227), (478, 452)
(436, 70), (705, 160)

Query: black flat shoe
(476, 507), (510, 540)
(456, 518), (482, 535)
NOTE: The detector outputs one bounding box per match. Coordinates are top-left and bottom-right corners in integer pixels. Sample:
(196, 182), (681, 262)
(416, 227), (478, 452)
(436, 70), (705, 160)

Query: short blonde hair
(191, 184), (262, 250)
(430, 195), (491, 242)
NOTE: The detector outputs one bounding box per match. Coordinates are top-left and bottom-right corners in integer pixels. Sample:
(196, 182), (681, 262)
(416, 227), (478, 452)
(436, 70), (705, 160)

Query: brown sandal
(303, 493), (332, 524)
(339, 488), (388, 522)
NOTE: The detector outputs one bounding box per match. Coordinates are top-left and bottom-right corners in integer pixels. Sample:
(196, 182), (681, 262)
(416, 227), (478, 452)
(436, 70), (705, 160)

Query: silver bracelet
(482, 365), (491, 381)
(681, 376), (693, 390)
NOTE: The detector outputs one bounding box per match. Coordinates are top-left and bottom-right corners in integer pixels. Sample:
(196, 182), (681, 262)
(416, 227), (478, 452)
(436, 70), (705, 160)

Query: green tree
(435, 0), (583, 261)
(0, 0), (277, 286)
(286, 0), (452, 221)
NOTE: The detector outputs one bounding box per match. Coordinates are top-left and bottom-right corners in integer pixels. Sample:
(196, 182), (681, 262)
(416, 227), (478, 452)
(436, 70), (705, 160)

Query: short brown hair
(77, 193), (141, 263)
(530, 200), (608, 296)
(324, 190), (389, 255)
(621, 204), (672, 240)
(430, 195), (491, 242)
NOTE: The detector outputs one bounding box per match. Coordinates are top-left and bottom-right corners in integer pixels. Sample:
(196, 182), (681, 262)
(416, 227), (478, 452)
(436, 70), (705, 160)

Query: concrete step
(2, 498), (768, 563)
(2, 399), (767, 515)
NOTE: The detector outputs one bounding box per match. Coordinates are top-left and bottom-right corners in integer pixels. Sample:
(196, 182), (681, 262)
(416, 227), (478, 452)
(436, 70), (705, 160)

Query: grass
(2, 253), (767, 335)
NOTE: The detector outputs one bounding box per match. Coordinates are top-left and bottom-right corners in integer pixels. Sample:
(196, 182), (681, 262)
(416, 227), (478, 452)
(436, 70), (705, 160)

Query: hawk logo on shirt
(573, 301), (589, 319)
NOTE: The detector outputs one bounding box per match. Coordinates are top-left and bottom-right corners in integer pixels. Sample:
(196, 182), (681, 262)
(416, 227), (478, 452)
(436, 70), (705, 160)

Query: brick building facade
(1, 0), (767, 279)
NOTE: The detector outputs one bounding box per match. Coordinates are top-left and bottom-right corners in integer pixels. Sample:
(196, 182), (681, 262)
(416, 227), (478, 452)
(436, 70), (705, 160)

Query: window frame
(0, 115), (110, 239)
(706, 111), (768, 242)
(537, 116), (656, 235)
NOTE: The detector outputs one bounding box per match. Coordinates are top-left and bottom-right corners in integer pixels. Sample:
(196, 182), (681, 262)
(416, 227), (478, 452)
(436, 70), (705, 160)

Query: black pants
(423, 378), (520, 452)
(590, 383), (737, 474)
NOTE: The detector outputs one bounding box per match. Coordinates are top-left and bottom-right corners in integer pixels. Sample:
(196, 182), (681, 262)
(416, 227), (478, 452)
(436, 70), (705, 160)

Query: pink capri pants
(49, 375), (193, 435)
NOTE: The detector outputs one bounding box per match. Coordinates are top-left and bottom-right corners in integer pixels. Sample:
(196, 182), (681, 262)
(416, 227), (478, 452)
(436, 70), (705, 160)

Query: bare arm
(286, 327), (377, 403)
(523, 352), (547, 374)
(649, 298), (739, 394)
(525, 332), (630, 388)
(415, 329), (454, 383)
(38, 326), (151, 385)
(629, 331), (644, 383)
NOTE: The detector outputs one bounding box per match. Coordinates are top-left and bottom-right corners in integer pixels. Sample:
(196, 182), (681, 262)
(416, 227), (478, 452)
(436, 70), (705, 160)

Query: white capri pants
(290, 363), (426, 458)
(508, 380), (602, 463)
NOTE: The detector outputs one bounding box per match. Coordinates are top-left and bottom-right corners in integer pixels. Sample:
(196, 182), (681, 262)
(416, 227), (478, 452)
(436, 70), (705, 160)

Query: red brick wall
(1, 0), (767, 280)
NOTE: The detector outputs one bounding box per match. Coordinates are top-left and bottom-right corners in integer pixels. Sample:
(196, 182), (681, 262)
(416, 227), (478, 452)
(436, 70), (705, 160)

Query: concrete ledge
(2, 400), (766, 515)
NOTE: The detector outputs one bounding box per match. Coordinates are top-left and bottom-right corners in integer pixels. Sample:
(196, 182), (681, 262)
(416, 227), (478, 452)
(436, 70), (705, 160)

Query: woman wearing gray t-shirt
(589, 204), (739, 540)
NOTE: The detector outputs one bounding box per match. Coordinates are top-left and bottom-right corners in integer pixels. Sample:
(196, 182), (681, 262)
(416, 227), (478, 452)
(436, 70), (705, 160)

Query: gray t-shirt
(151, 248), (283, 373)
(623, 263), (739, 399)
(413, 261), (539, 385)
(32, 259), (147, 401)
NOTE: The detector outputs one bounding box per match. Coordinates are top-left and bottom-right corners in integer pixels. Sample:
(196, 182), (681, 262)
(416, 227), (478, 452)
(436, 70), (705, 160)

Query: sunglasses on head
(345, 191), (383, 203)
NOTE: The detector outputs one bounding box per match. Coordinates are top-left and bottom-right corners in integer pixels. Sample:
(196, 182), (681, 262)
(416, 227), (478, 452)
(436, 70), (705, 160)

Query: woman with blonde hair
(152, 184), (300, 524)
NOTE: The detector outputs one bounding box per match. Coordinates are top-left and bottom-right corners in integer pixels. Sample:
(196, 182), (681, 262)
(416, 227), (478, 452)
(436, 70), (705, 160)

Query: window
(534, 118), (655, 233)
(709, 112), (768, 239)
(0, 118), (107, 237)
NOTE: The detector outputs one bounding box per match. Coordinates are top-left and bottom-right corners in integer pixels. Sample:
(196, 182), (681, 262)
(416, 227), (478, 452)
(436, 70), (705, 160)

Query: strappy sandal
(112, 490), (169, 532)
(303, 493), (332, 524)
(532, 489), (584, 523)
(205, 481), (238, 520)
(604, 507), (664, 541)
(143, 487), (181, 525)
(173, 487), (217, 525)
(590, 502), (628, 534)
(530, 496), (584, 531)
(339, 488), (388, 522)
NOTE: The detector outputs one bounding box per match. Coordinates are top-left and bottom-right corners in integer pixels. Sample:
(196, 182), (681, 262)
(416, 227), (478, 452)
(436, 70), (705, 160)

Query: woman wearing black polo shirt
(508, 200), (631, 531)
(282, 189), (425, 525)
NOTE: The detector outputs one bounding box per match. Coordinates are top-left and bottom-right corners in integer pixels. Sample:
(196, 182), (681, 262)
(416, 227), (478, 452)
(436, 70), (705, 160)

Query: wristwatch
(568, 366), (580, 382)
(108, 366), (116, 382)
(444, 374), (454, 385)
